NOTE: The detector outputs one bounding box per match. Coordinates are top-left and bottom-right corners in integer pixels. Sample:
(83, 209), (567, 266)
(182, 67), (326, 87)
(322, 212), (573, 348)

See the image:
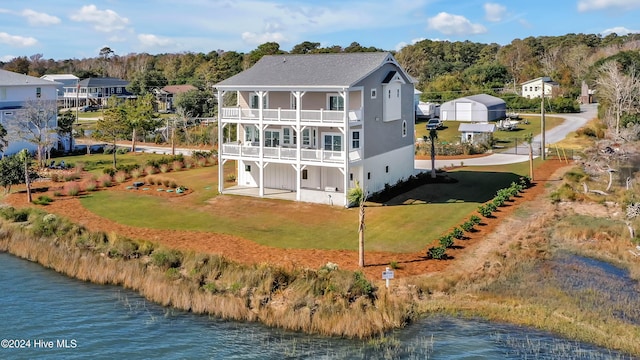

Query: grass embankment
(405, 174), (640, 357)
(0, 207), (415, 339)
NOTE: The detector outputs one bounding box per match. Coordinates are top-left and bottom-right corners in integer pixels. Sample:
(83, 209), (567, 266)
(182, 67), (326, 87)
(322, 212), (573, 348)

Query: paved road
(415, 103), (597, 170)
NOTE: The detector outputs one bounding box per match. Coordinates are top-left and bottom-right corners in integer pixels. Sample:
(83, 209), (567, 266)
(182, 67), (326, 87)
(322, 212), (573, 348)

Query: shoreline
(1, 159), (639, 355)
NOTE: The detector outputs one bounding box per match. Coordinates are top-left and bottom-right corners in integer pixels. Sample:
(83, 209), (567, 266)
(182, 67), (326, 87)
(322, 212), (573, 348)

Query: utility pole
(541, 80), (546, 160)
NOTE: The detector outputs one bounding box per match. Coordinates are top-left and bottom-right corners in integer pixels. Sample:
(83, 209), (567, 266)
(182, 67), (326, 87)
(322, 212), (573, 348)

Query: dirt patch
(2, 160), (568, 280)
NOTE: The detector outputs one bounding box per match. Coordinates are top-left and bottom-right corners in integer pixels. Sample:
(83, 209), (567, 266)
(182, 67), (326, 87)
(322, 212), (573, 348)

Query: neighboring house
(214, 52), (416, 207)
(62, 77), (132, 107)
(521, 77), (559, 99)
(40, 74), (79, 107)
(440, 94), (506, 122)
(458, 123), (496, 145)
(153, 84), (197, 113)
(0, 69), (60, 155)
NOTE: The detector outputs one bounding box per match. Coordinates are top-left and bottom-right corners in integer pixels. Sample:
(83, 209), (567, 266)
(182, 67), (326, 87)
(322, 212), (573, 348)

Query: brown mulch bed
(2, 160), (568, 280)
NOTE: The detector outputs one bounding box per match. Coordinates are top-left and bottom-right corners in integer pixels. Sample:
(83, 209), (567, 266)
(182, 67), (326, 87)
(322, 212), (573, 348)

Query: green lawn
(73, 153), (531, 253)
(416, 114), (565, 150)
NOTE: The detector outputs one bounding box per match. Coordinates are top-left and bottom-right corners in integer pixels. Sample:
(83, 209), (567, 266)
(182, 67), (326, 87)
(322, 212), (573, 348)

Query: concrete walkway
(415, 103), (598, 170)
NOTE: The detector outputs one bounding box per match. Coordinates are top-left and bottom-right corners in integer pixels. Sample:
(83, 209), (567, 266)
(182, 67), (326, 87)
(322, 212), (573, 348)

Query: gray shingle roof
(215, 52), (399, 89)
(0, 69), (61, 86)
(79, 77), (129, 87)
(458, 123), (496, 133)
(463, 94), (506, 107)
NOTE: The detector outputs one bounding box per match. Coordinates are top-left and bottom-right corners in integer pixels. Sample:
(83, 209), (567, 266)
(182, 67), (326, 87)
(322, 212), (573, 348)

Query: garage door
(455, 102), (472, 121)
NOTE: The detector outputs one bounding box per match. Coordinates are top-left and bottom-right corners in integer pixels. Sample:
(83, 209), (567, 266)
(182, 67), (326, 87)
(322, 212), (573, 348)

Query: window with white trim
(283, 127), (296, 146)
(244, 125), (260, 143)
(371, 89), (377, 99)
(328, 94), (344, 111)
(36, 87), (41, 98)
(302, 128), (315, 147)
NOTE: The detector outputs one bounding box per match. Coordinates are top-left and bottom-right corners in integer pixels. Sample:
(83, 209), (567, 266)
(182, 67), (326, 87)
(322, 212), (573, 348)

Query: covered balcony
(220, 107), (362, 126)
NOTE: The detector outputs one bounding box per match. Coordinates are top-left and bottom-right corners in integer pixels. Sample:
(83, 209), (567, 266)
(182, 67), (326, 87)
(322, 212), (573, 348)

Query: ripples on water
(0, 253), (633, 359)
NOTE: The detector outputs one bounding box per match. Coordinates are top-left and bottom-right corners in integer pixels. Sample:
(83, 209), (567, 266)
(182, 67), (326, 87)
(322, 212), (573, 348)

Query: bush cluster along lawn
(71, 153), (533, 254)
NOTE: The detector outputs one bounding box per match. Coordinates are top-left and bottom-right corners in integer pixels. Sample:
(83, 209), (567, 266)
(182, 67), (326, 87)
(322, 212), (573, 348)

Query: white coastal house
(214, 52), (417, 206)
(61, 77), (133, 107)
(521, 77), (559, 99)
(0, 69), (60, 156)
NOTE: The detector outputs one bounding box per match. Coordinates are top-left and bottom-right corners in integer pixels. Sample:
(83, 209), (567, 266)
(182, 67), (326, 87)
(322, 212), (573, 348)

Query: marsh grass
(0, 207), (415, 339)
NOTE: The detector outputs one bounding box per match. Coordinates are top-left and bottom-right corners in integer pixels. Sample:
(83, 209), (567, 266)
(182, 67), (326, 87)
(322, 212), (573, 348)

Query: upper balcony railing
(221, 143), (362, 164)
(220, 107), (361, 125)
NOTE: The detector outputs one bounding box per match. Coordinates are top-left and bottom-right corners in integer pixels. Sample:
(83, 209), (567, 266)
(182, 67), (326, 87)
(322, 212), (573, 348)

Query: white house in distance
(521, 76), (559, 99)
(440, 94), (506, 122)
(0, 69), (59, 155)
(62, 77), (132, 107)
(214, 52), (417, 206)
(41, 73), (79, 107)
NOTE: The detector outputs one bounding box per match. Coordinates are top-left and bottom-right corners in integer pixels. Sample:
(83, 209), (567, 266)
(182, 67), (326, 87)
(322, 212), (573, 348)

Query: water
(0, 253), (632, 359)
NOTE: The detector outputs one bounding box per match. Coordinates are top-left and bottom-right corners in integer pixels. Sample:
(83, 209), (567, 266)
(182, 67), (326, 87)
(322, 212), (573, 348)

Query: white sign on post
(382, 267), (394, 288)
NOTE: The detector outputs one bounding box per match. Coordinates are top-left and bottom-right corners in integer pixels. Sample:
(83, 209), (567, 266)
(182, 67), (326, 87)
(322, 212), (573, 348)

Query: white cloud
(69, 5), (129, 32)
(395, 37), (426, 51)
(138, 34), (175, 48)
(577, 0), (640, 12)
(0, 32), (38, 47)
(1, 55), (17, 62)
(22, 9), (60, 26)
(427, 12), (487, 36)
(241, 31), (287, 45)
(601, 26), (638, 35)
(484, 3), (507, 22)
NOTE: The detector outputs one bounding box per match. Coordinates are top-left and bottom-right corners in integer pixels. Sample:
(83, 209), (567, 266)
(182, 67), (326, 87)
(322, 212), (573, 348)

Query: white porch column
(258, 91), (266, 197)
(342, 89), (350, 207)
(294, 91), (305, 201)
(216, 90), (225, 194)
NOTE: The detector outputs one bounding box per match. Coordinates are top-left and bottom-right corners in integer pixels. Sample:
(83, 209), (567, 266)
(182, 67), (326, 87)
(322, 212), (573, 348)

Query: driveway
(415, 103), (597, 170)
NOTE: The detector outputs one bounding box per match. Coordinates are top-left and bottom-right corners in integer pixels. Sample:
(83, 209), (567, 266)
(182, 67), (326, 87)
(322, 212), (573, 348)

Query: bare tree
(595, 61), (639, 137)
(9, 97), (57, 168)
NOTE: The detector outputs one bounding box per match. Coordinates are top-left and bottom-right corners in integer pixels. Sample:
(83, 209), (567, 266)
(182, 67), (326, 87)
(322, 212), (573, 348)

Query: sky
(1, 0), (639, 62)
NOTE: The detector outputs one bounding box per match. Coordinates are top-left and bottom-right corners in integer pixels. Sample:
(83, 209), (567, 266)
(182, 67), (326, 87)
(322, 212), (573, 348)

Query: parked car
(426, 118), (443, 130)
(80, 105), (100, 112)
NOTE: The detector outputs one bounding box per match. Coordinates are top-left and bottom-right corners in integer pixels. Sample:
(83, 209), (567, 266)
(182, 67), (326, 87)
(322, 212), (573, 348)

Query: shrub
(451, 227), (464, 239)
(350, 271), (374, 299)
(493, 196), (506, 207)
(159, 164), (170, 173)
(470, 215), (481, 225)
(461, 221), (475, 232)
(83, 180), (97, 192)
(478, 204), (492, 217)
(0, 207), (31, 222)
(427, 246), (446, 260)
(114, 170), (128, 183)
(163, 179), (171, 187)
(64, 182), (81, 196)
(103, 168), (116, 177)
(33, 195), (53, 205)
(144, 165), (158, 175)
(226, 174), (236, 182)
(389, 261), (399, 269)
(172, 161), (183, 172)
(151, 248), (183, 269)
(439, 234), (454, 248)
(130, 168), (142, 179)
(97, 174), (113, 188)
